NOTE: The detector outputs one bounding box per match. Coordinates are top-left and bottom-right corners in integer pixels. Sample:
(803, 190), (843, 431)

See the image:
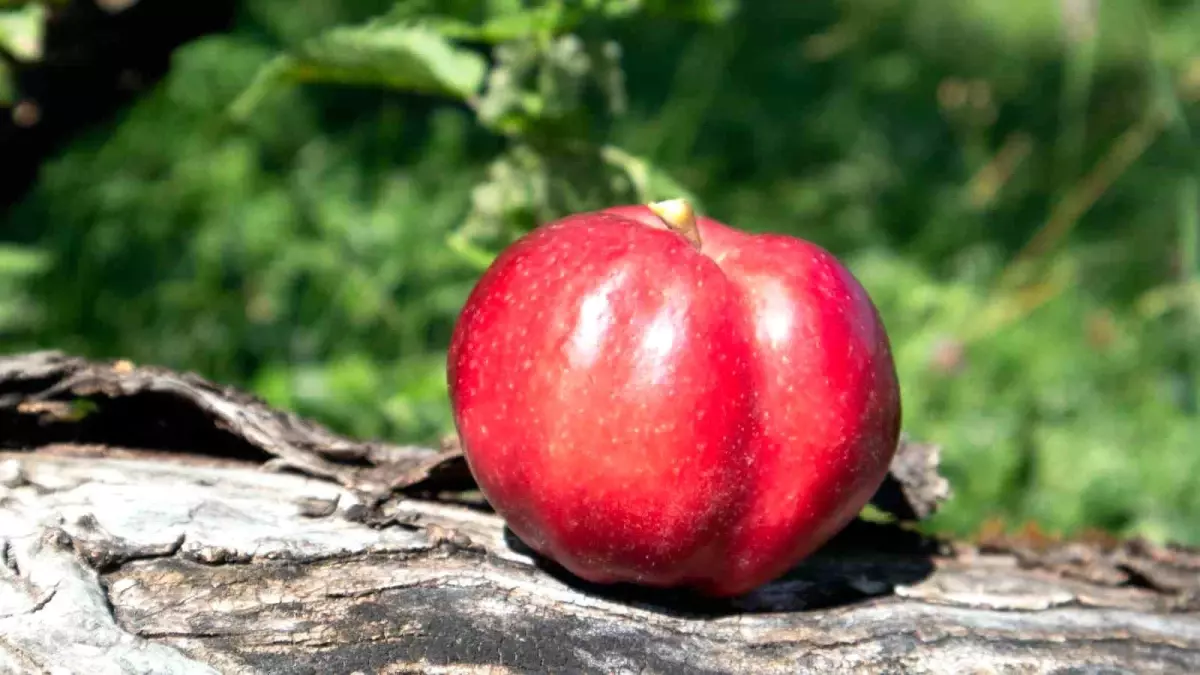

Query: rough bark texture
(1, 351), (1198, 674)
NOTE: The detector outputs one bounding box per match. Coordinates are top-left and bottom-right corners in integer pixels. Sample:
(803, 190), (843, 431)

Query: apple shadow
(502, 519), (940, 618)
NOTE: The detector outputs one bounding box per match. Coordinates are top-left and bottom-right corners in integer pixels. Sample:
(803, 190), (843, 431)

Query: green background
(3, 0), (1200, 545)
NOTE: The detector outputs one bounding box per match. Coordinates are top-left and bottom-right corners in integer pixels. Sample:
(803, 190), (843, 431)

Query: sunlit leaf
(0, 1), (44, 105)
(0, 1), (44, 61)
(230, 21), (487, 120)
(0, 244), (50, 277)
(418, 6), (569, 44)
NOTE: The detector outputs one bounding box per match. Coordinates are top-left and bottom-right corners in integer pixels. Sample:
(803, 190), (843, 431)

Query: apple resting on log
(448, 199), (902, 597)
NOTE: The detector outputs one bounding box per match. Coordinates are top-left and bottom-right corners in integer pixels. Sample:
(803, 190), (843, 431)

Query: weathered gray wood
(1, 351), (1199, 674)
(0, 450), (1197, 674)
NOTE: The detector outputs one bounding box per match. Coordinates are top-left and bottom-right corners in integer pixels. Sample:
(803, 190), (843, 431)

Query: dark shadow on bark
(503, 520), (940, 618)
(0, 388), (272, 462)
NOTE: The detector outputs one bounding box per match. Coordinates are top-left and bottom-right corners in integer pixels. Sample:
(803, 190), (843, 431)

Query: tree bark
(1, 352), (1198, 674)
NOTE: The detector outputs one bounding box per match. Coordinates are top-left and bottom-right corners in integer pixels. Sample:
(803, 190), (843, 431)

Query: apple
(447, 199), (901, 597)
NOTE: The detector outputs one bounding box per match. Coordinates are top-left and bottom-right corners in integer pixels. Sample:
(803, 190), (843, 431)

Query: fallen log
(0, 351), (1197, 674)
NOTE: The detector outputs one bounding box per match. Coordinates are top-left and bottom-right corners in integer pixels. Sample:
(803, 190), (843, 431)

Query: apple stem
(648, 198), (702, 249)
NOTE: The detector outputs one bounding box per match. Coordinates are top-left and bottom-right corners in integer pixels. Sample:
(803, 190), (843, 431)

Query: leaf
(0, 1), (44, 105)
(445, 231), (499, 271)
(0, 244), (50, 277)
(640, 0), (740, 23)
(375, 0), (588, 45)
(420, 7), (568, 44)
(600, 145), (701, 206)
(292, 22), (488, 96)
(0, 244), (50, 334)
(0, 61), (14, 106)
(0, 1), (44, 61)
(230, 21), (487, 120)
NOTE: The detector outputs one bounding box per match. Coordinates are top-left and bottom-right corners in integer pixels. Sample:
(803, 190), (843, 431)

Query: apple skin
(447, 203), (901, 597)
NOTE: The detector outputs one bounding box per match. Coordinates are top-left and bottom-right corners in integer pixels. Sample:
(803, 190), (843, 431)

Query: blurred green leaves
(0, 2), (43, 61)
(229, 1), (698, 272)
(0, 244), (49, 336)
(224, 1), (700, 276)
(230, 21), (488, 121)
(4, 0), (1200, 547)
(393, 2), (579, 44)
(0, 0), (44, 105)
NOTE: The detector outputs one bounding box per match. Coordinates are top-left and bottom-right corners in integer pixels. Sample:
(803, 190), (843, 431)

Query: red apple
(447, 199), (901, 597)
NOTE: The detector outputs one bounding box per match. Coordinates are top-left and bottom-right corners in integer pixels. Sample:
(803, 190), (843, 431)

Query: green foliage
(229, 22), (489, 120)
(0, 244), (48, 336)
(0, 1), (45, 105)
(4, 0), (1200, 545)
